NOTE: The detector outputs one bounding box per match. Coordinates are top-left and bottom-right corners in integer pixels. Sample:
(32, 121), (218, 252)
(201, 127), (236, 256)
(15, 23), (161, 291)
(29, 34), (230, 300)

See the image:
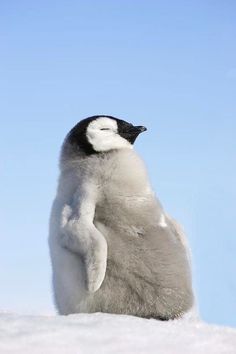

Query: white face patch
(86, 117), (132, 152)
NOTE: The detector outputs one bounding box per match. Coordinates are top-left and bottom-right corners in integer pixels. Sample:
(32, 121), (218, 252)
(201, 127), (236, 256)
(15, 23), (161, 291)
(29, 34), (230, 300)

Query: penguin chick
(49, 115), (194, 320)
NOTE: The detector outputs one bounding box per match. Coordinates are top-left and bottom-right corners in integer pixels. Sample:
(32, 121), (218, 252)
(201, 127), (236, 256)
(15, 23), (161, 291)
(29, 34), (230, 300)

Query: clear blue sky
(0, 1), (235, 326)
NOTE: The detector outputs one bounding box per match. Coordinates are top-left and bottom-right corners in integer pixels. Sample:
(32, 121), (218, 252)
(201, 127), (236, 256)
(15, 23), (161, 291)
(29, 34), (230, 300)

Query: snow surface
(0, 312), (235, 354)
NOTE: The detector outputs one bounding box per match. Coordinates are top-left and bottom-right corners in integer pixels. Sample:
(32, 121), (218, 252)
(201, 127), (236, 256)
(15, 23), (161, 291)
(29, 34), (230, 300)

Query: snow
(0, 312), (235, 354)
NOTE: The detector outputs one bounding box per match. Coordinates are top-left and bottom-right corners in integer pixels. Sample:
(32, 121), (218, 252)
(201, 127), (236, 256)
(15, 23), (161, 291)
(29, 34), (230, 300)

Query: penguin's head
(66, 115), (147, 155)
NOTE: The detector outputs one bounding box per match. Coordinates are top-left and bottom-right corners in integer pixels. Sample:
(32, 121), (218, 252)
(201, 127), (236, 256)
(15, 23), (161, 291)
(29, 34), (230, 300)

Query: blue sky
(0, 1), (235, 326)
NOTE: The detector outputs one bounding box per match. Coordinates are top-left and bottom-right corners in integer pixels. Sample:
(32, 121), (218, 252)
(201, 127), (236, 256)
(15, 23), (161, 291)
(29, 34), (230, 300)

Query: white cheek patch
(88, 117), (118, 132)
(159, 214), (168, 228)
(86, 117), (132, 152)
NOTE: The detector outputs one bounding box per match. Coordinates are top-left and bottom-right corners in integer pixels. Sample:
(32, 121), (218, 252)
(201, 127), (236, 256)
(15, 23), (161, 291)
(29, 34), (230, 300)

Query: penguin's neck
(96, 148), (153, 197)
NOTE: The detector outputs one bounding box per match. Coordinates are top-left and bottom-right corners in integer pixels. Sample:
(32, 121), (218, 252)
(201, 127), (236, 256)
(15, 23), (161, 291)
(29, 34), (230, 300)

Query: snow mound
(0, 312), (235, 354)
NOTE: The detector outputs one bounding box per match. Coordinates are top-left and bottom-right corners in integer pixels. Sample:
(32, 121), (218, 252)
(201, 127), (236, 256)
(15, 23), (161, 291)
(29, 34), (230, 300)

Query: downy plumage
(49, 115), (194, 319)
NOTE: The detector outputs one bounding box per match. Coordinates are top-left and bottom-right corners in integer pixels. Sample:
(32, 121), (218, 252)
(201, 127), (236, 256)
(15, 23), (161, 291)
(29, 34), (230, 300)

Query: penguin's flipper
(59, 184), (108, 293)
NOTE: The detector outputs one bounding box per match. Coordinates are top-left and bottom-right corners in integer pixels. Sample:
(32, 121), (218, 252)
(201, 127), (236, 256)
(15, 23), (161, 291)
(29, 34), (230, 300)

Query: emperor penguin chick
(49, 115), (194, 320)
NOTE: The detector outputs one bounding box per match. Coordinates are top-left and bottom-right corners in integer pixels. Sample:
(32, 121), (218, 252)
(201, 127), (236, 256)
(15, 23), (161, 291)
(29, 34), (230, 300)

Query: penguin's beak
(134, 126), (147, 133)
(130, 126), (147, 138)
(122, 125), (147, 144)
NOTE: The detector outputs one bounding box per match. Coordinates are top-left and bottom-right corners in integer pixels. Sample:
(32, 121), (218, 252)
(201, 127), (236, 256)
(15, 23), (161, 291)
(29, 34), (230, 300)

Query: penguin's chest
(94, 156), (161, 245)
(94, 185), (160, 244)
(94, 188), (166, 293)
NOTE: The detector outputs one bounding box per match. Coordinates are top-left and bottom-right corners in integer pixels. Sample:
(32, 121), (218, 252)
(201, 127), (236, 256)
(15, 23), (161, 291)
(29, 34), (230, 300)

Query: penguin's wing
(165, 214), (192, 265)
(60, 183), (107, 293)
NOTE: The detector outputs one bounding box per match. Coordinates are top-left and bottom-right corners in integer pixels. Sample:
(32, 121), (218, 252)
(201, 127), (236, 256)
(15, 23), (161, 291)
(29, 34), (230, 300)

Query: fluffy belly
(91, 217), (193, 320)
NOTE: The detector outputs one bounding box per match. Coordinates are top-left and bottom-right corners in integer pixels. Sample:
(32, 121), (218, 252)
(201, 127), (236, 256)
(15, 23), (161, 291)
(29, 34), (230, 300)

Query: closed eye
(100, 128), (110, 131)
